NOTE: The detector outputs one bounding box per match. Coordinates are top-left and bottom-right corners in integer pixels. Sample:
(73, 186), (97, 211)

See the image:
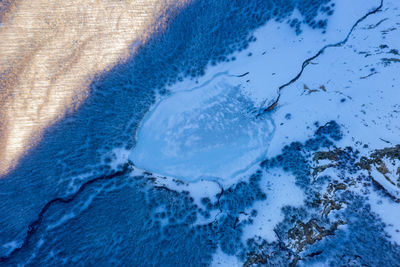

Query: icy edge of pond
(129, 73), (275, 182)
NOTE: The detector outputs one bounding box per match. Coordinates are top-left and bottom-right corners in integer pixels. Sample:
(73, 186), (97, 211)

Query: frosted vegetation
(1, 0), (400, 266)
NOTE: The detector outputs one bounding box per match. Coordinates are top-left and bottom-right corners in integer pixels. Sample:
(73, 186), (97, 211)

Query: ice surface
(130, 74), (274, 182)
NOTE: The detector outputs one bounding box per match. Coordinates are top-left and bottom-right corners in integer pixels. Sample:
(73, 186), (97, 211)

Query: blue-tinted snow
(2, 0), (400, 266)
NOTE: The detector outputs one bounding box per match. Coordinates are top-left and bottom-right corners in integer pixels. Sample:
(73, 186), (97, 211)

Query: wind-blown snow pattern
(1, 0), (400, 266)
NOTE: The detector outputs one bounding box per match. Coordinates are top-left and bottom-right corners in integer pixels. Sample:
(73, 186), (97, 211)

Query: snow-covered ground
(269, 0), (399, 156)
(241, 169), (305, 243)
(2, 0), (399, 265)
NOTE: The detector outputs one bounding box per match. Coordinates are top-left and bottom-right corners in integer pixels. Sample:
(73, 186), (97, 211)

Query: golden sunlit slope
(0, 0), (189, 176)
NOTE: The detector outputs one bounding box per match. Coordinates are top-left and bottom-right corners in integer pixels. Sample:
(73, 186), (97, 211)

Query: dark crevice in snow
(260, 0), (384, 115)
(212, 182), (225, 224)
(216, 182), (224, 214)
(236, 71), (250, 77)
(0, 164), (132, 263)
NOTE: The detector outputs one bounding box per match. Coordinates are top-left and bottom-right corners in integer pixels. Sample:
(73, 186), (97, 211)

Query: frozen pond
(130, 75), (275, 182)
